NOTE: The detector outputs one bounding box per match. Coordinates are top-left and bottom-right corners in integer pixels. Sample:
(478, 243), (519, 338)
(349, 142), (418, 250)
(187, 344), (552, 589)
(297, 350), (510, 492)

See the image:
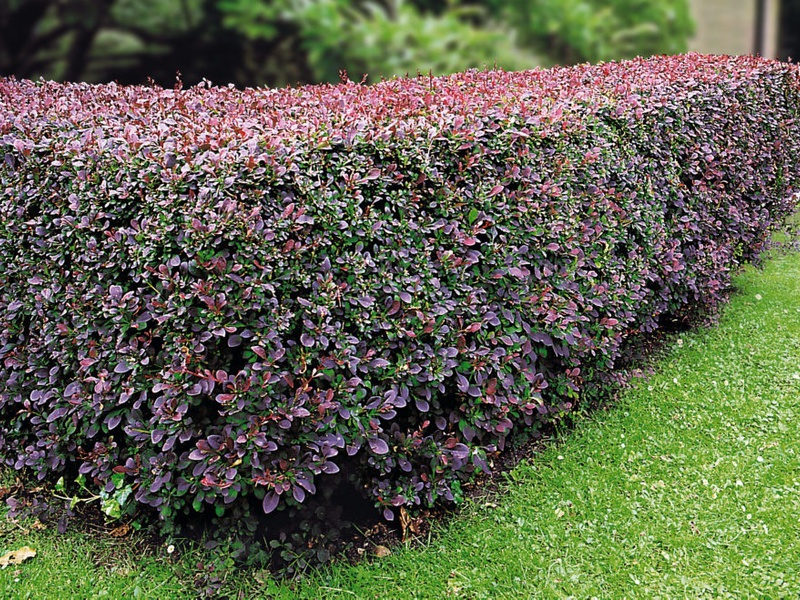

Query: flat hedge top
(2, 53), (797, 159)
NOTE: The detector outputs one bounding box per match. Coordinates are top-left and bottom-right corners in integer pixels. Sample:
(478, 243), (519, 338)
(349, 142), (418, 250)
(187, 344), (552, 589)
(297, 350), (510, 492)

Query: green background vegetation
(0, 0), (694, 87)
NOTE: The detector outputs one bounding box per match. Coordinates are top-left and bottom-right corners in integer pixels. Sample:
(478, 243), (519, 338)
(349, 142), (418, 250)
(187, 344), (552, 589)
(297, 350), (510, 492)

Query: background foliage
(487, 0), (694, 63)
(0, 0), (694, 87)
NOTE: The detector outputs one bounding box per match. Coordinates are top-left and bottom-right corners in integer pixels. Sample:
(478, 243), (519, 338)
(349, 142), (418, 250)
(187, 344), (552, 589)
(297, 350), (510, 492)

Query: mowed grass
(2, 243), (799, 599)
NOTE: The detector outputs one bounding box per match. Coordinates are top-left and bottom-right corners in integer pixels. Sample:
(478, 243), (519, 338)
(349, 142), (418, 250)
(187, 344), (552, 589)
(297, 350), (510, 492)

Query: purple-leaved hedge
(1, 54), (799, 559)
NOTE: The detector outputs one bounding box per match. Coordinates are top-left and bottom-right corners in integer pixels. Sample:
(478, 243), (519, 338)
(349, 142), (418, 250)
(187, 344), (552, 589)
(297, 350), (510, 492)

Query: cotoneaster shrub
(1, 54), (799, 565)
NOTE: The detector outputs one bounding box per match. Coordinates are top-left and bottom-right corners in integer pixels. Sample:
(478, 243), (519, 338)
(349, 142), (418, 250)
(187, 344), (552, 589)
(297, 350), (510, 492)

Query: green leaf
(468, 207), (479, 225)
(102, 498), (122, 520)
(115, 485), (133, 507)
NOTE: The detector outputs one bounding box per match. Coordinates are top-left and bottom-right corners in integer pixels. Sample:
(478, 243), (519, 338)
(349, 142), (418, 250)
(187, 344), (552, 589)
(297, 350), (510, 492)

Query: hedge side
(1, 54), (799, 555)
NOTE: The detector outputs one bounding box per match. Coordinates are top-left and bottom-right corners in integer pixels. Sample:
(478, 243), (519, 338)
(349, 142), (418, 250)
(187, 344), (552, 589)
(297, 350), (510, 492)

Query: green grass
(2, 244), (799, 599)
(0, 524), (187, 599)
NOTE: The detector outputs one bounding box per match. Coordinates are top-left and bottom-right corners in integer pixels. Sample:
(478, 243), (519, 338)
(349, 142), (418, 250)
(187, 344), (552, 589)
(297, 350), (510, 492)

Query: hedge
(1, 54), (799, 564)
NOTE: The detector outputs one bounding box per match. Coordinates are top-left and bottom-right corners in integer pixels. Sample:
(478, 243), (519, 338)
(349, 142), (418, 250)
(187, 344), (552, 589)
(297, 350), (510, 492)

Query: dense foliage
(1, 54), (799, 567)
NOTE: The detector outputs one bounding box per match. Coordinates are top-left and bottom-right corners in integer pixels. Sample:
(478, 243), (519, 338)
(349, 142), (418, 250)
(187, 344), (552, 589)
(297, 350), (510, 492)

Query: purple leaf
(320, 461), (340, 474)
(461, 424), (477, 442)
(368, 437), (389, 455)
(296, 476), (316, 494)
(46, 407), (67, 423)
(63, 381), (82, 397)
(451, 443), (470, 460)
(262, 491), (280, 514)
(357, 296), (374, 307)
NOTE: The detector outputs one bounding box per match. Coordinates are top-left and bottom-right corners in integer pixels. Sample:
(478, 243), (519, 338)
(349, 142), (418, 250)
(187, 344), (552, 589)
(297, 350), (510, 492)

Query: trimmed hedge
(1, 55), (799, 556)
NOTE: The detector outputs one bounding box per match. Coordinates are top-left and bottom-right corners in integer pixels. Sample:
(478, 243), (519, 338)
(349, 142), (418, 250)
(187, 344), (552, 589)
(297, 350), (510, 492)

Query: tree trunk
(63, 0), (115, 82)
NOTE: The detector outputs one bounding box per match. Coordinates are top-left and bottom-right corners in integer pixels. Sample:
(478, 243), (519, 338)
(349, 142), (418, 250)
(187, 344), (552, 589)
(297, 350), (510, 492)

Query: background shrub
(1, 54), (799, 567)
(2, 0), (693, 87)
(488, 0), (694, 64)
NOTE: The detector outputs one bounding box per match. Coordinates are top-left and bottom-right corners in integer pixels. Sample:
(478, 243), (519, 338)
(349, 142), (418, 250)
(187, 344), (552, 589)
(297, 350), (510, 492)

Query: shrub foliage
(1, 55), (799, 560)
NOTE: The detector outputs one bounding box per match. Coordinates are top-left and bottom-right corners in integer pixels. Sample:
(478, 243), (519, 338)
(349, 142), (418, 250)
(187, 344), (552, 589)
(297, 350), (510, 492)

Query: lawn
(2, 240), (799, 599)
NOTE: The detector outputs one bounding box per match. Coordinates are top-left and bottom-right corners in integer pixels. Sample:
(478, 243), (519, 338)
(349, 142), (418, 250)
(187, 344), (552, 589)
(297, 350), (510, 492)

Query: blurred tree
(484, 0), (694, 64)
(781, 0), (800, 61)
(0, 0), (318, 87)
(367, 0), (694, 64)
(219, 0), (540, 83)
(104, 0), (320, 87)
(331, 0), (538, 80)
(1, 0), (694, 87)
(0, 0), (115, 80)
